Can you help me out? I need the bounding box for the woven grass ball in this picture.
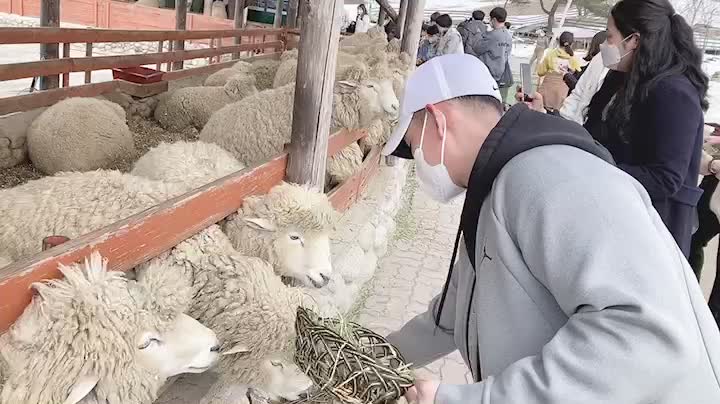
[294,307,414,404]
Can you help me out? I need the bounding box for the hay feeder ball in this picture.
[292,307,415,404]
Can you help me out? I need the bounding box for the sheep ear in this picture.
[243,217,276,231]
[222,343,252,356]
[62,374,99,404]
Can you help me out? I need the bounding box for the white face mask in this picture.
[412,110,465,203]
[599,35,633,70]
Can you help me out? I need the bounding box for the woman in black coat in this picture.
[593,0,709,257]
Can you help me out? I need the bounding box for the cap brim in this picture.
[382,114,413,159]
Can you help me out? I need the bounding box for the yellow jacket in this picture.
[537,48,581,77]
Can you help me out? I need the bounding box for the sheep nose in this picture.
[210,344,221,352]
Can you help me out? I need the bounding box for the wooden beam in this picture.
[38,0,60,90]
[400,0,425,61]
[233,0,246,58]
[161,51,280,81]
[397,0,408,39]
[173,0,188,71]
[273,0,283,27]
[374,0,398,22]
[287,0,299,28]
[0,154,288,334]
[286,0,342,189]
[84,43,93,83]
[0,42,283,81]
[0,81,119,116]
[0,27,284,44]
[61,42,70,88]
[377,8,386,26]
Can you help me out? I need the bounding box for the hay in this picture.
[292,307,414,404]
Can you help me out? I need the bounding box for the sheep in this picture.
[205,59,280,90]
[272,50,378,89]
[154,74,258,131]
[204,61,252,87]
[0,251,220,404]
[200,78,399,170]
[361,117,397,155]
[26,97,135,175]
[223,182,337,288]
[339,25,388,49]
[136,226,316,403]
[130,141,246,191]
[326,141,364,189]
[0,169,335,288]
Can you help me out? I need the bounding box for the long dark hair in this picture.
[558,31,574,56]
[357,4,367,16]
[607,0,709,138]
[585,30,608,61]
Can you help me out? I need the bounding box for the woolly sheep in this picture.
[131,141,246,191]
[155,74,258,131]
[128,142,338,288]
[204,59,279,90]
[360,117,397,154]
[136,226,316,403]
[0,169,335,287]
[326,141,364,188]
[272,50,377,89]
[204,61,252,87]
[27,97,135,175]
[0,251,220,404]
[200,79,399,168]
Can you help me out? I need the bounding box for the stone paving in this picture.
[352,170,473,385]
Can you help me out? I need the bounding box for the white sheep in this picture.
[199,78,399,183]
[205,59,280,90]
[136,226,317,403]
[0,169,335,288]
[155,74,258,131]
[131,141,246,190]
[129,142,339,288]
[0,251,220,404]
[210,0,227,18]
[272,50,376,89]
[26,97,135,175]
[326,141,364,188]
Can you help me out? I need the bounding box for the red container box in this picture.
[111,66,164,84]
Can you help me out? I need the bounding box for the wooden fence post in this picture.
[397,0,408,39]
[287,0,299,28]
[274,0,283,27]
[173,0,187,71]
[39,0,60,90]
[286,0,342,189]
[400,0,424,61]
[377,8,386,26]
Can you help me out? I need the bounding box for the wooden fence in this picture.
[0,26,383,334]
[0,0,237,31]
[0,26,289,114]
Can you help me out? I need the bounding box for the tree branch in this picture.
[374,0,399,22]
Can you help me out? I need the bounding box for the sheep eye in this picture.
[270,361,283,368]
[139,338,160,350]
[289,235,301,241]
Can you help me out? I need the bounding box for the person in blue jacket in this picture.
[593,0,708,257]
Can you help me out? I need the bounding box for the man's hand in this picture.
[404,379,440,404]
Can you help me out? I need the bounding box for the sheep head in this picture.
[334,78,399,131]
[224,183,338,289]
[0,251,219,404]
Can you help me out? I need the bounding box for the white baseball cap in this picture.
[382,53,502,159]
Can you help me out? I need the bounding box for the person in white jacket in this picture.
[558,52,609,124]
[435,14,465,55]
[355,4,370,34]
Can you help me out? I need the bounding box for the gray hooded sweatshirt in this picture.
[470,27,512,82]
[386,105,720,403]
[457,19,487,53]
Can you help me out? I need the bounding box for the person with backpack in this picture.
[382,52,720,404]
[457,10,487,53]
[469,7,513,102]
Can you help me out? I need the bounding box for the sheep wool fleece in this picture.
[27,97,135,175]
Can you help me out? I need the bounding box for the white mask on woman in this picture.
[413,110,465,203]
[599,35,633,70]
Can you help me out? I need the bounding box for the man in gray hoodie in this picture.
[382,53,720,404]
[470,7,512,101]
